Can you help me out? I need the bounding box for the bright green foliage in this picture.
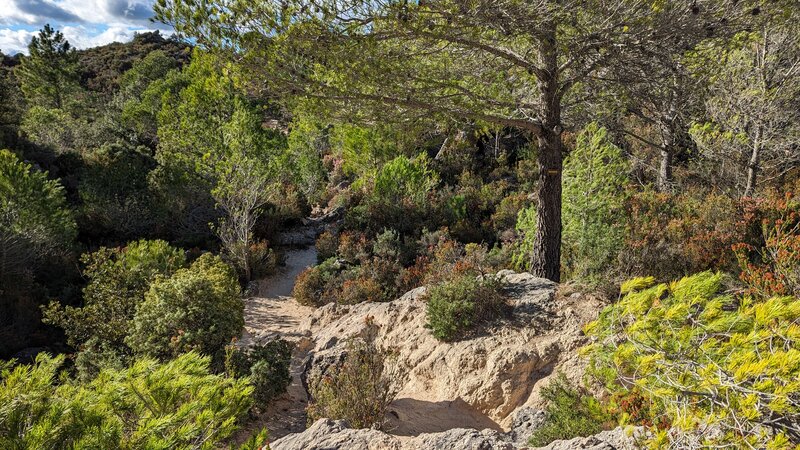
[331,123,408,178]
[512,205,537,271]
[584,272,800,448]
[0,352,253,449]
[561,123,630,282]
[0,149,75,280]
[127,253,243,363]
[619,276,656,295]
[285,112,329,203]
[17,24,80,110]
[528,374,611,446]
[42,240,185,375]
[225,340,293,408]
[155,50,287,277]
[370,154,438,205]
[117,50,182,145]
[349,154,438,235]
[425,274,506,341]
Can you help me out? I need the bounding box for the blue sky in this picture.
[0,0,172,55]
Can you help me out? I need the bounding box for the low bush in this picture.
[126,253,243,364]
[337,230,370,264]
[292,258,341,307]
[622,189,744,280]
[491,192,529,235]
[425,274,506,341]
[307,327,403,430]
[346,154,438,235]
[42,239,186,377]
[225,339,293,408]
[339,277,385,304]
[734,190,800,298]
[315,230,339,263]
[528,374,612,446]
[246,240,278,280]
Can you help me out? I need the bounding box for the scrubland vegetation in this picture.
[1,0,800,448]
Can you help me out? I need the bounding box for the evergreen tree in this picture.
[561,124,630,282]
[0,149,75,281]
[155,0,755,282]
[17,24,80,110]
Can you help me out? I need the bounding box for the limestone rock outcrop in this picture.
[301,271,605,430]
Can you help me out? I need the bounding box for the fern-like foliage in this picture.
[0,352,253,449]
[584,271,800,448]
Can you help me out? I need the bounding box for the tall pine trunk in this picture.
[530,24,563,282]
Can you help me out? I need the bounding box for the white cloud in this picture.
[0,0,173,54]
[61,25,146,49]
[0,0,159,26]
[0,28,37,54]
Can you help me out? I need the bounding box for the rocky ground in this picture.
[238,251,634,448]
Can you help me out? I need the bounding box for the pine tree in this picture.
[17,24,80,110]
[561,123,630,282]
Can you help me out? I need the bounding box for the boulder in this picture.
[270,419,640,450]
[528,427,644,450]
[270,418,515,450]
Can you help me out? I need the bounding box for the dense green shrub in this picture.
[78,142,158,239]
[0,149,76,281]
[225,340,293,408]
[307,329,403,430]
[20,106,91,154]
[43,240,185,376]
[331,123,404,178]
[584,272,800,448]
[348,154,438,235]
[425,274,506,341]
[126,253,243,363]
[511,205,537,272]
[561,124,630,282]
[528,374,612,446]
[292,258,341,307]
[0,352,254,450]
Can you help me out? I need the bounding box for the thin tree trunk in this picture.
[658,148,673,193]
[530,24,563,283]
[744,126,762,197]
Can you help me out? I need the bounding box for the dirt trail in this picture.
[240,247,317,346]
[235,246,318,442]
